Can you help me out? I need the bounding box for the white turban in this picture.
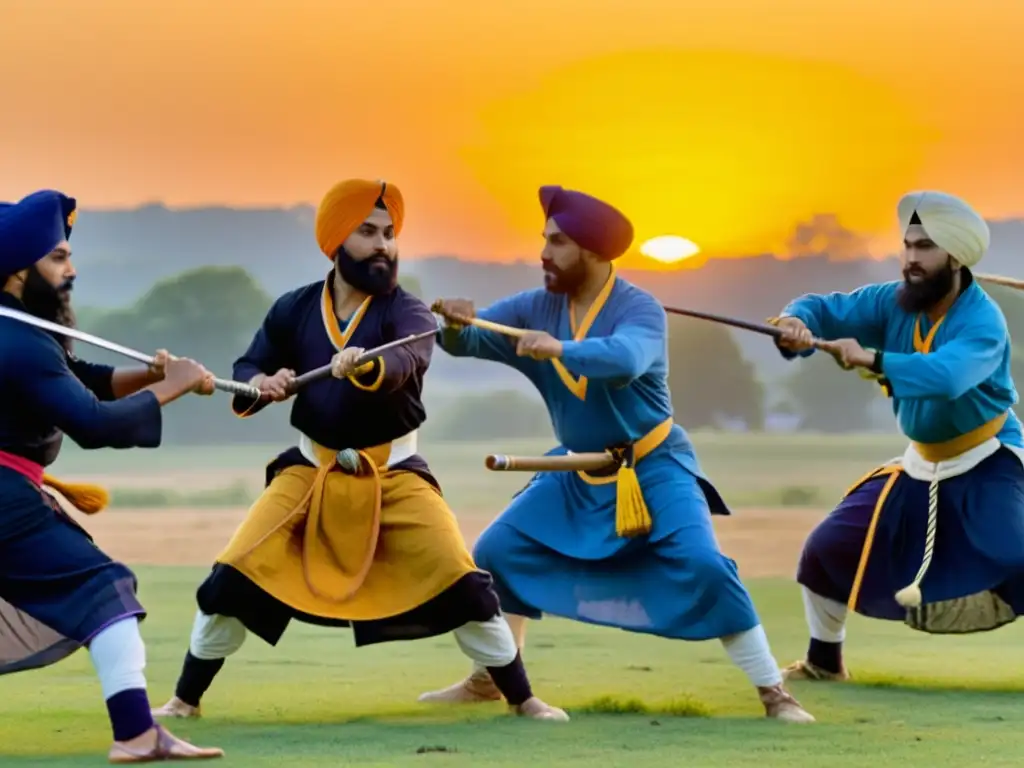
[897,190,990,268]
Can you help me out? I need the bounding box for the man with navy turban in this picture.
[422,185,815,724]
[773,190,1024,684]
[0,190,224,761]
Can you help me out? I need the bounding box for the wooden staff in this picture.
[976,273,1024,291]
[486,452,617,472]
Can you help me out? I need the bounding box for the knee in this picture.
[472,523,508,575]
[189,611,247,660]
[453,616,518,668]
[686,548,741,587]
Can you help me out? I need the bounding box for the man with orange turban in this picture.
[422,185,814,724]
[151,179,566,724]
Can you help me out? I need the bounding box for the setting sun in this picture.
[640,235,701,264]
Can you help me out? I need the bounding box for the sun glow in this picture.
[640,235,701,264]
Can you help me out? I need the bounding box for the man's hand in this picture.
[516,331,563,361]
[330,347,366,379]
[193,372,216,396]
[148,349,170,379]
[817,338,876,370]
[254,368,296,401]
[775,317,816,352]
[432,298,475,329]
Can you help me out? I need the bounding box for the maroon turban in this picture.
[539,185,634,261]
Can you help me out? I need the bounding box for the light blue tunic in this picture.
[781,277,1023,447]
[438,274,760,640]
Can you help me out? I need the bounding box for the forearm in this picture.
[559,337,654,380]
[437,326,516,365]
[111,366,163,399]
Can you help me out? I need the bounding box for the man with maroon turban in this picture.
[424,185,814,723]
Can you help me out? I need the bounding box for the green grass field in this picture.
[10,431,1024,766]
[3,570,1024,767]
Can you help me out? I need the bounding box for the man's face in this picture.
[335,207,399,295]
[541,218,588,295]
[897,223,956,313]
[22,241,76,316]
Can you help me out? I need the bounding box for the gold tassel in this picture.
[615,460,652,538]
[41,473,110,515]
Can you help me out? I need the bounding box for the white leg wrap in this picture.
[453,615,518,668]
[88,617,147,699]
[802,587,848,643]
[188,610,247,660]
[721,624,783,688]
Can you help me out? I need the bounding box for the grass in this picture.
[3,569,1024,766]
[55,431,909,512]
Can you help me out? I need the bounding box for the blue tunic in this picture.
[438,271,761,640]
[780,273,1024,631]
[0,291,163,675]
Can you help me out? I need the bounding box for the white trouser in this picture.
[88,617,148,699]
[189,609,518,668]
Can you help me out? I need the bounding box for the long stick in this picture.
[976,273,1024,291]
[288,325,441,391]
[0,305,261,399]
[486,452,617,472]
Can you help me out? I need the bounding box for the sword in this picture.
[0,304,262,399]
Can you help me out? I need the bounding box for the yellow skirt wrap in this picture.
[214,440,478,621]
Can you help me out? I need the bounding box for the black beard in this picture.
[542,259,588,295]
[334,247,398,295]
[897,258,955,314]
[22,267,76,352]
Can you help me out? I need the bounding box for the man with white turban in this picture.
[772,190,1024,682]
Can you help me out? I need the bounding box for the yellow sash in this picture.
[41,474,109,515]
[575,417,674,538]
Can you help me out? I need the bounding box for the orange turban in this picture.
[314,179,405,259]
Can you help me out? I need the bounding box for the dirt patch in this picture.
[74,506,823,578]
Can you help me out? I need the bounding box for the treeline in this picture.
[72,267,1024,445]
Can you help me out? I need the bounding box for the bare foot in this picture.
[758,684,816,723]
[417,671,502,704]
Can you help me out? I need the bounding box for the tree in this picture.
[426,391,553,441]
[666,316,764,430]
[79,266,292,445]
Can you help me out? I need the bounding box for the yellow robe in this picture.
[215,441,479,621]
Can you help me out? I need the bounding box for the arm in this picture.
[22,342,162,450]
[777,283,891,359]
[230,298,293,417]
[349,297,436,394]
[67,354,162,400]
[437,293,531,366]
[558,297,665,381]
[881,320,1007,400]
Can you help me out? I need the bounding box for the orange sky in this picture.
[2,0,1023,265]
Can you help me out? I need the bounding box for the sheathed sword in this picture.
[0,304,261,399]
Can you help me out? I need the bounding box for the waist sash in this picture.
[0,450,108,515]
[574,417,674,538]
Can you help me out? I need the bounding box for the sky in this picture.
[3,0,1023,265]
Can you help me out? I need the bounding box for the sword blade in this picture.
[0,304,156,365]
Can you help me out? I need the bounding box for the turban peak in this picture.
[897,190,989,269]
[539,185,634,261]
[0,190,77,277]
[315,179,405,259]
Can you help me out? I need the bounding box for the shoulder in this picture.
[385,285,430,313]
[611,278,665,320]
[968,284,1009,334]
[0,318,65,368]
[269,281,322,318]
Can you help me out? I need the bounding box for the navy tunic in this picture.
[0,291,163,675]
